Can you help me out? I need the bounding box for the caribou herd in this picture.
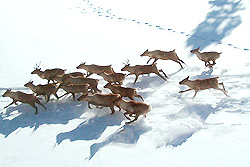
[2,47,229,124]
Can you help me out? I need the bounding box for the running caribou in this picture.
[2,89,47,114]
[179,76,229,98]
[76,63,115,77]
[121,60,168,84]
[190,47,221,68]
[141,49,185,68]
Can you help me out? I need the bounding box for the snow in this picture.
[1,0,250,166]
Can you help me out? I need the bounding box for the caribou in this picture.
[141,49,185,68]
[2,89,47,114]
[121,60,168,84]
[190,47,221,68]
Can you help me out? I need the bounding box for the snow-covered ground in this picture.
[1,0,250,166]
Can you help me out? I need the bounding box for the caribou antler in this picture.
[123,59,130,66]
[34,61,41,70]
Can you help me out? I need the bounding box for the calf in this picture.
[190,47,221,67]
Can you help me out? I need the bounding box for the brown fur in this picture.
[190,47,221,67]
[121,61,168,84]
[51,72,86,84]
[113,97,151,124]
[179,76,229,98]
[2,89,46,114]
[104,83,144,101]
[31,68,65,83]
[24,81,59,103]
[141,49,185,68]
[97,72,126,85]
[77,93,121,115]
[62,75,101,93]
[76,63,114,77]
[59,83,89,101]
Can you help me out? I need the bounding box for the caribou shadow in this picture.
[163,102,218,147]
[56,110,124,145]
[196,67,214,79]
[0,100,86,137]
[88,119,152,160]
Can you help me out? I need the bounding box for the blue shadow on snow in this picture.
[186,0,244,50]
[88,119,152,160]
[56,111,125,144]
[164,103,218,147]
[0,100,86,137]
